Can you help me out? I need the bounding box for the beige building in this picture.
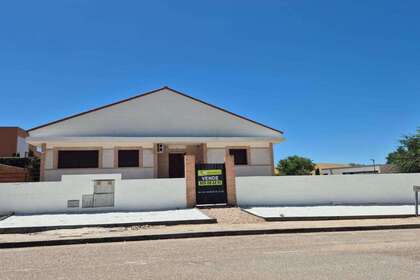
[312,163,351,175]
[27,87,284,181]
[319,164,398,175]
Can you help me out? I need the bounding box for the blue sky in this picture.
[1,1,419,164]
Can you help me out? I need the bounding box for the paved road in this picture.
[1,229,420,279]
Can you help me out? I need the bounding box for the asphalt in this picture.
[1,229,420,279]
[2,216,420,248]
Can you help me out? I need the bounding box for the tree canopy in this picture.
[277,155,315,175]
[386,128,420,173]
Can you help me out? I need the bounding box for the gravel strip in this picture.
[200,207,265,224]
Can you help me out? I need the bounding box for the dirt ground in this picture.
[199,207,264,224]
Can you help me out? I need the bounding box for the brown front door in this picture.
[169,153,185,178]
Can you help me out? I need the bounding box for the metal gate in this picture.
[195,163,227,205]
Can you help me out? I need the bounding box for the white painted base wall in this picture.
[115,178,186,211]
[0,174,186,214]
[236,174,420,206]
[3,173,420,214]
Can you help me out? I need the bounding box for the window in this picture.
[118,150,139,167]
[58,150,99,169]
[229,149,248,165]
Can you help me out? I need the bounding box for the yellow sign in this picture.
[198,180,223,186]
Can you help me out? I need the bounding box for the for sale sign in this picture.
[197,169,223,186]
[195,163,227,204]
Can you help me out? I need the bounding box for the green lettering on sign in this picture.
[197,169,222,176]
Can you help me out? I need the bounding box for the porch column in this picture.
[269,143,275,176]
[185,155,196,207]
[39,143,46,181]
[225,154,237,206]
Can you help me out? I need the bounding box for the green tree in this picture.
[277,155,315,175]
[386,128,420,173]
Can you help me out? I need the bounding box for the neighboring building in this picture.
[320,164,398,175]
[312,163,351,175]
[0,127,30,158]
[27,87,284,181]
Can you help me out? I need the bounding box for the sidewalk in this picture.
[2,215,420,249]
[244,205,416,221]
[0,209,215,234]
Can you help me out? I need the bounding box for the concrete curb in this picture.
[241,209,416,221]
[0,213,14,222]
[263,215,415,221]
[2,222,420,249]
[0,218,217,234]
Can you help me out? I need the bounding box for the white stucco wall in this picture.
[45,149,54,169]
[250,148,271,165]
[116,178,186,211]
[143,149,154,167]
[0,174,186,214]
[102,149,114,168]
[207,148,226,163]
[236,174,420,206]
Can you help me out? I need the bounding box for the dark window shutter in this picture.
[118,150,139,167]
[58,150,99,169]
[229,149,248,165]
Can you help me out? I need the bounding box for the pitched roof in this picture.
[28,86,283,134]
[315,163,351,170]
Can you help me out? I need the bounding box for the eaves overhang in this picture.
[27,136,285,145]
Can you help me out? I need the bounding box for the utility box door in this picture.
[94,180,115,194]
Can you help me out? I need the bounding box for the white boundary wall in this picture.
[0,174,186,214]
[236,174,420,206]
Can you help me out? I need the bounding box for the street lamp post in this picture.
[370,159,376,173]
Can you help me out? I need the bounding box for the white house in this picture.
[27,87,284,181]
[320,164,398,175]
